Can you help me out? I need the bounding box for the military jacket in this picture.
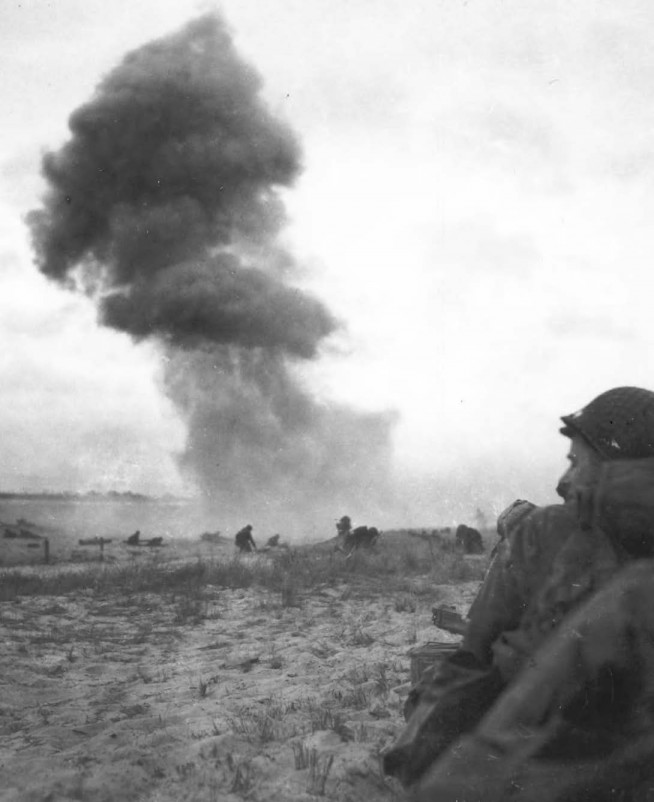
[464,459,654,680]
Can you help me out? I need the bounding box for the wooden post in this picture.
[44,538,50,565]
[100,538,104,562]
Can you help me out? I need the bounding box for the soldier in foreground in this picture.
[234,524,256,553]
[384,386,654,801]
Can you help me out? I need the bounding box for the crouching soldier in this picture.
[384,386,654,801]
[455,523,484,554]
[234,524,256,553]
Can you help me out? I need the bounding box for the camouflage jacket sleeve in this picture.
[462,503,578,665]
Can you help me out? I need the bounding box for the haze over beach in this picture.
[2,0,654,535]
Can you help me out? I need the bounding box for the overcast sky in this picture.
[2,0,653,525]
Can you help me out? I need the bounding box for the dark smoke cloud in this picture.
[29,13,396,535]
[28,14,333,355]
[101,254,335,357]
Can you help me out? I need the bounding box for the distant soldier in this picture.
[267,534,281,548]
[235,524,256,553]
[336,515,352,537]
[454,524,484,554]
[126,530,140,546]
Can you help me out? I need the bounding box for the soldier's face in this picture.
[556,436,602,501]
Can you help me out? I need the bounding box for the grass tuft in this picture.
[307,750,334,796]
[292,740,312,770]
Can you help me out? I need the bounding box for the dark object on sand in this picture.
[3,524,41,540]
[408,642,460,685]
[125,531,164,547]
[432,606,468,635]
[79,537,113,546]
[343,525,380,554]
[455,524,484,554]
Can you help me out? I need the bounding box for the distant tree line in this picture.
[0,490,156,503]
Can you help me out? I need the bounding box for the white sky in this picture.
[2,0,654,523]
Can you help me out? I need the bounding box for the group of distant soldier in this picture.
[125,530,163,547]
[232,515,384,556]
[407,524,485,555]
[334,515,380,555]
[233,515,484,557]
[233,524,282,553]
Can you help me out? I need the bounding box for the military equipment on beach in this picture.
[431,605,467,635]
[408,641,460,685]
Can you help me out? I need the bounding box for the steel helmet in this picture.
[560,386,654,460]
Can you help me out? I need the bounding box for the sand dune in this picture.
[0,549,480,801]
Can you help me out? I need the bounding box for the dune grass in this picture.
[0,532,487,602]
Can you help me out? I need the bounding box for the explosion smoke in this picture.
[29,13,396,535]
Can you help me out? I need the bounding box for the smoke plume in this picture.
[29,14,396,536]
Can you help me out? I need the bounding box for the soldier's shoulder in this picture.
[498,499,574,537]
[507,502,578,559]
[528,502,577,527]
